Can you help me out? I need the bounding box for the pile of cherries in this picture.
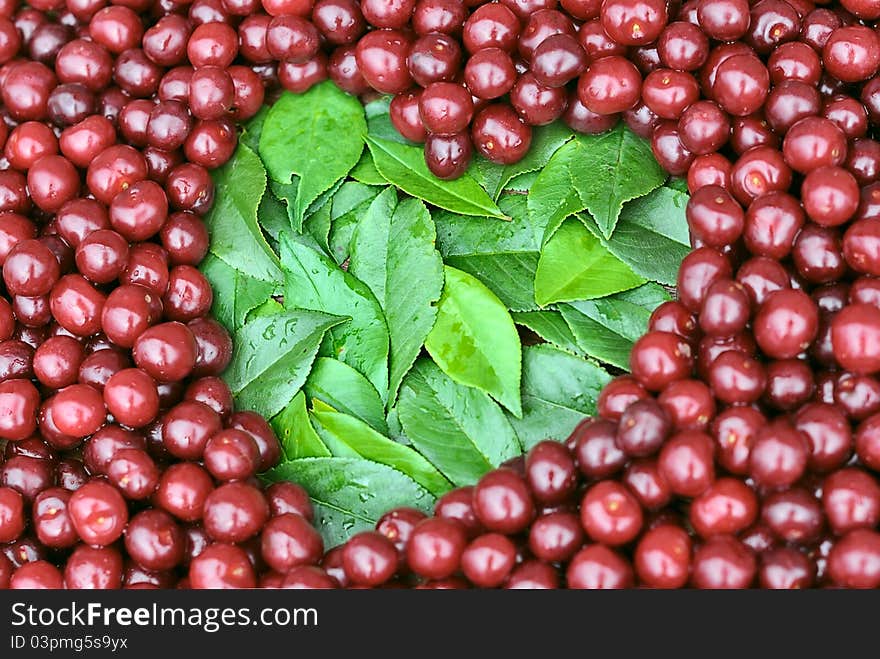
[2,0,880,589]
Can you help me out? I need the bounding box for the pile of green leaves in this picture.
[201,81,690,546]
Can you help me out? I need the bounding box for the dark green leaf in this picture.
[310,182,381,264]
[425,266,522,416]
[366,136,505,219]
[239,105,269,153]
[512,310,584,357]
[204,144,281,283]
[435,195,540,312]
[473,122,573,200]
[305,357,388,434]
[350,191,444,401]
[323,184,382,265]
[257,184,289,249]
[200,254,275,333]
[559,283,671,369]
[267,177,298,224]
[271,391,331,460]
[223,309,344,418]
[667,177,689,193]
[578,187,690,286]
[534,218,646,306]
[280,235,391,399]
[263,457,434,547]
[385,406,410,445]
[508,344,611,451]
[528,124,666,240]
[259,83,367,229]
[302,201,332,255]
[310,404,451,496]
[398,359,521,487]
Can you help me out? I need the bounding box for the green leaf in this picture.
[309,402,362,459]
[435,195,540,312]
[257,183,290,249]
[246,297,282,321]
[579,186,690,286]
[310,405,451,496]
[473,122,573,200]
[280,235,391,399]
[528,124,666,240]
[365,96,413,144]
[350,191,444,401]
[259,83,367,229]
[667,177,689,194]
[263,457,434,547]
[366,136,505,219]
[332,181,382,220]
[271,391,331,460]
[200,254,275,333]
[425,266,522,416]
[534,218,646,306]
[303,201,332,255]
[204,143,281,283]
[385,405,410,445]
[350,150,387,185]
[512,310,585,357]
[398,359,521,487]
[239,105,269,153]
[508,344,612,451]
[504,170,539,193]
[325,185,383,266]
[559,283,671,369]
[305,357,388,434]
[223,309,345,418]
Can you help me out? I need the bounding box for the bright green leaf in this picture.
[239,105,269,153]
[271,391,331,460]
[504,171,539,193]
[257,183,290,249]
[398,359,521,486]
[309,401,362,459]
[534,218,646,306]
[325,185,383,266]
[311,405,451,496]
[425,266,522,416]
[366,136,505,219]
[364,96,412,144]
[350,150,386,185]
[303,201,332,255]
[667,177,689,193]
